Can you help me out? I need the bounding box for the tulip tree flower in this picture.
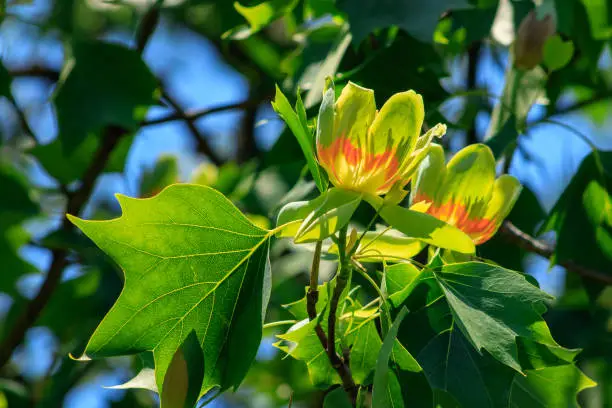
[410,144,522,245]
[316,82,446,196]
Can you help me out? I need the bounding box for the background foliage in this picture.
[1,0,612,407]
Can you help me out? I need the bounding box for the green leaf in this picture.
[345,319,382,384]
[366,196,475,254]
[0,162,39,224]
[0,225,36,296]
[69,184,272,396]
[419,328,515,407]
[29,133,134,184]
[323,387,352,407]
[140,155,180,197]
[543,35,575,71]
[271,86,327,193]
[161,331,205,408]
[510,364,596,407]
[383,263,421,305]
[338,0,471,44]
[540,151,612,294]
[226,0,299,39]
[277,188,361,243]
[54,40,156,152]
[372,306,408,407]
[430,262,556,373]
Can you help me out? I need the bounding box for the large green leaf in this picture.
[540,151,612,293]
[429,262,560,373]
[338,0,471,44]
[69,184,272,396]
[54,40,156,152]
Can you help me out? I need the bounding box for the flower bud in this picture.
[514,10,556,70]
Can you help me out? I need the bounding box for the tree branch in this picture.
[160,88,223,165]
[141,100,253,127]
[499,221,612,285]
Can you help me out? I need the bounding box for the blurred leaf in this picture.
[543,34,575,71]
[0,224,35,297]
[108,353,157,393]
[540,151,612,292]
[161,331,205,408]
[338,0,471,44]
[272,86,327,192]
[0,162,38,224]
[140,155,180,197]
[30,134,134,184]
[372,306,408,407]
[484,115,518,159]
[54,40,156,152]
[581,0,612,39]
[226,0,299,39]
[69,184,272,396]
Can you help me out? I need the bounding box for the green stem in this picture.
[307,241,329,349]
[327,225,358,405]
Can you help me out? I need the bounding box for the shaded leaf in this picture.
[54,40,156,152]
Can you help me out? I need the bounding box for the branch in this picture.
[499,221,612,285]
[141,100,253,127]
[9,66,59,81]
[160,88,223,165]
[466,42,481,145]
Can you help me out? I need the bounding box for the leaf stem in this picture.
[307,241,329,349]
[327,225,358,405]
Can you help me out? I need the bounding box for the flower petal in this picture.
[471,174,522,244]
[369,90,424,158]
[333,82,376,147]
[437,143,496,218]
[410,143,446,206]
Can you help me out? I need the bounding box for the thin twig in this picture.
[141,100,253,127]
[9,67,60,81]
[466,41,481,144]
[160,88,223,165]
[499,221,612,285]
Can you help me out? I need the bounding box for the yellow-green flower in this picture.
[316,82,446,196]
[410,144,522,245]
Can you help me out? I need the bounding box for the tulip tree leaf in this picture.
[338,0,471,44]
[69,184,273,397]
[161,331,205,408]
[430,262,557,373]
[540,151,612,294]
[54,40,156,152]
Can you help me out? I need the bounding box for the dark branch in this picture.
[499,221,612,285]
[141,100,253,127]
[307,241,329,350]
[161,88,223,165]
[9,67,60,81]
